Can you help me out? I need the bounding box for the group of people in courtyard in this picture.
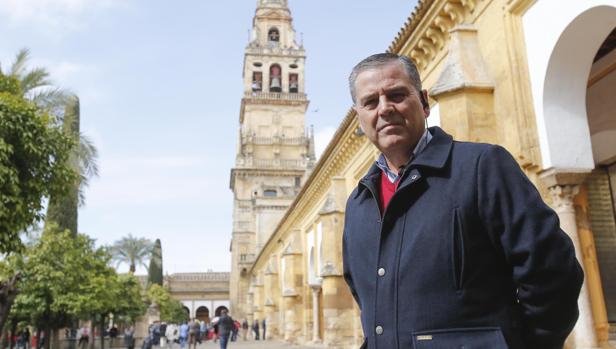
[141,312,270,349]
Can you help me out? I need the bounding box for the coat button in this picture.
[375,326,383,335]
[377,268,385,276]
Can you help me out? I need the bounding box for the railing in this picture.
[167,272,230,281]
[243,91,307,101]
[252,158,306,169]
[242,135,308,145]
[245,45,304,56]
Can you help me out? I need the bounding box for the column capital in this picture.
[308,278,322,292]
[539,167,590,188]
[547,185,579,213]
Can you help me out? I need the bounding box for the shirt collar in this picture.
[375,129,433,183]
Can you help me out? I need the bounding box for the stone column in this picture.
[246,287,255,325]
[309,279,322,343]
[541,170,598,349]
[263,265,279,339]
[281,236,303,344]
[252,278,264,327]
[318,178,357,349]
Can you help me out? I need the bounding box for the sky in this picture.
[0,0,418,274]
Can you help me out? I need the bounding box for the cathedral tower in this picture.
[229,0,314,318]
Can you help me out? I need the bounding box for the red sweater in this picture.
[379,170,399,213]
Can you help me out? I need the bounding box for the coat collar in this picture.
[357,126,453,196]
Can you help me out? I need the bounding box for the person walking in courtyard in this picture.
[189,319,200,349]
[178,321,188,349]
[124,326,135,349]
[261,319,266,341]
[78,325,89,349]
[216,309,234,349]
[342,52,583,349]
[241,319,248,341]
[251,319,259,340]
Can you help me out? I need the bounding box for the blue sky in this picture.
[0,0,417,274]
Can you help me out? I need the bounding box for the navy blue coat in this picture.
[343,127,583,349]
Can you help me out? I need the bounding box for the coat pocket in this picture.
[412,327,508,349]
[451,207,465,290]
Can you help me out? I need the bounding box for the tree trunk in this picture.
[10,323,16,349]
[36,329,41,349]
[43,327,50,349]
[0,274,21,332]
[51,329,60,349]
[88,321,95,349]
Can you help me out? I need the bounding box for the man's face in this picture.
[353,62,428,156]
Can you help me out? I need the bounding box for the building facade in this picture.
[229,0,315,320]
[242,0,616,348]
[165,272,230,322]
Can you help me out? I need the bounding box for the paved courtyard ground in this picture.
[166,340,314,349]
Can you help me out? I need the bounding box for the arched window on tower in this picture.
[268,28,280,43]
[270,64,282,92]
[252,72,262,92]
[289,73,298,93]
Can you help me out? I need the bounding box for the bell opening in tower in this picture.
[268,28,280,43]
[270,64,282,92]
[289,73,298,93]
[252,72,263,92]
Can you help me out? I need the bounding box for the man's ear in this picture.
[421,89,430,118]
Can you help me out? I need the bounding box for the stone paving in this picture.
[169,339,314,349]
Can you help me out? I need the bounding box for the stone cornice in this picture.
[240,97,309,123]
[388,0,479,72]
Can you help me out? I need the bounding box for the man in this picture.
[217,309,235,349]
[342,53,583,349]
[261,318,266,341]
[241,319,249,341]
[252,319,259,340]
[109,325,118,347]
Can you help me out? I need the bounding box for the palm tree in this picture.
[0,48,68,115]
[1,48,99,235]
[111,235,154,273]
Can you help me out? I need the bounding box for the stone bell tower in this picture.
[229,0,314,319]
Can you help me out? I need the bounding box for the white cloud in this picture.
[314,126,337,160]
[0,0,131,38]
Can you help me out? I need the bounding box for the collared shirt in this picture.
[375,129,433,183]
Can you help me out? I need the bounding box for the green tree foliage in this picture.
[146,284,187,324]
[4,228,146,342]
[114,274,147,324]
[0,74,74,254]
[147,239,163,286]
[111,234,153,273]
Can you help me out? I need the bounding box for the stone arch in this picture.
[196,306,210,323]
[529,4,616,170]
[214,305,229,317]
[182,306,190,321]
